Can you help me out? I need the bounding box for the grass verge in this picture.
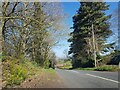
[94,65,119,71]
[75,65,119,72]
[18,68,64,88]
[57,65,72,70]
[76,67,96,71]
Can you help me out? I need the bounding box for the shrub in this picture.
[2,59,28,87]
[7,65,28,86]
[43,59,50,69]
[2,57,41,87]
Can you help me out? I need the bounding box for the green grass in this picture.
[42,68,56,74]
[95,65,119,71]
[76,68,96,71]
[58,65,72,70]
[75,65,119,72]
[57,60,72,70]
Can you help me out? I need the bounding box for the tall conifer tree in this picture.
[68,2,112,68]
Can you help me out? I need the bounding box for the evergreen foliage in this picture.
[68,2,113,68]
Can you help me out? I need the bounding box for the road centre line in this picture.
[67,70,79,74]
[86,73,119,84]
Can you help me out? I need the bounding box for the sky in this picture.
[52,2,118,59]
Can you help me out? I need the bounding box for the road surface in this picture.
[56,69,119,88]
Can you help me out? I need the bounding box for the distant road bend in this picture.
[56,69,119,88]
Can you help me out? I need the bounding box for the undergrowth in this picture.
[2,56,41,88]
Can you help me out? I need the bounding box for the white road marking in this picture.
[68,70,79,74]
[86,74,119,84]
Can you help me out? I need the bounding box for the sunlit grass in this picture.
[76,68,96,71]
[75,65,119,71]
[42,68,56,74]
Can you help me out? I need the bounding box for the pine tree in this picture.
[68,2,112,68]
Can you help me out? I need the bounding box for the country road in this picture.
[56,69,119,88]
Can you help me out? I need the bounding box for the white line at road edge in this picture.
[86,74,119,84]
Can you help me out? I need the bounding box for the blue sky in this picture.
[52,2,118,59]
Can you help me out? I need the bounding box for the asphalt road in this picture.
[56,69,119,88]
